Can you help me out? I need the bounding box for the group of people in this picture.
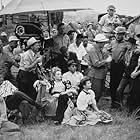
[0,4,140,130]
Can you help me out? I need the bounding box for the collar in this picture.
[83,89,90,94]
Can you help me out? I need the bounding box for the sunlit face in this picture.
[84,80,92,89]
[54,71,62,81]
[32,42,40,53]
[108,9,115,16]
[68,64,76,73]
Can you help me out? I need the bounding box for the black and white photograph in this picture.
[0,0,140,139]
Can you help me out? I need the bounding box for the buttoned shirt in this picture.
[19,49,39,72]
[88,45,107,79]
[111,40,128,63]
[77,89,96,111]
[68,42,87,65]
[62,71,83,87]
[99,14,121,33]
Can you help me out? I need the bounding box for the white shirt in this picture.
[19,49,39,72]
[51,81,65,93]
[99,14,121,33]
[62,71,83,87]
[77,89,97,111]
[68,42,87,62]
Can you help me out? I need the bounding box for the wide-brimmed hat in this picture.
[94,34,109,42]
[68,60,77,67]
[114,26,127,34]
[27,37,39,47]
[8,36,19,42]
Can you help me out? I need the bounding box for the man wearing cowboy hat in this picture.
[17,37,42,100]
[98,5,121,36]
[87,33,112,102]
[110,26,129,108]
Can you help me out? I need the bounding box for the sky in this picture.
[1,0,140,16]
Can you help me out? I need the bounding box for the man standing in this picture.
[110,26,128,108]
[17,37,41,100]
[87,34,111,102]
[3,35,20,86]
[98,5,121,38]
[0,39,19,84]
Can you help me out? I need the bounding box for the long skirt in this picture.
[62,101,112,126]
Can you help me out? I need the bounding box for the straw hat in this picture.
[27,37,39,47]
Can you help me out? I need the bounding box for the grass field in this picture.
[21,98,140,140]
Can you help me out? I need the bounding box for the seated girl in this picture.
[62,77,112,126]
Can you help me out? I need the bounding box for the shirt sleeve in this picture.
[89,90,97,106]
[77,91,87,111]
[22,54,32,69]
[88,49,105,68]
[99,16,105,26]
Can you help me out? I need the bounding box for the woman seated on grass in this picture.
[62,77,112,126]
